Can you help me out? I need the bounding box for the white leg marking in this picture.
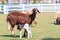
[24,23,32,39]
[19,30,22,38]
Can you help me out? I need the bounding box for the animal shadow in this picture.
[42,38,60,40]
[0,35,19,38]
[51,22,60,25]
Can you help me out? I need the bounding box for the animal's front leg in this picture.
[18,24,23,38]
[28,30,32,39]
[19,30,22,38]
[24,23,32,39]
[23,29,27,37]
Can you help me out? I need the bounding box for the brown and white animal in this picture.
[6,8,40,38]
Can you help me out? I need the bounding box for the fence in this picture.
[0,4,60,14]
[0,4,4,12]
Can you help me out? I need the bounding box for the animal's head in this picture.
[32,8,40,14]
[29,8,40,25]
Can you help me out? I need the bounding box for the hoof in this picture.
[12,34,16,38]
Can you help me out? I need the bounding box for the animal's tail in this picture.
[6,15,10,22]
[6,15,12,25]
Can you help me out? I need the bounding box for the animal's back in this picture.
[7,11,19,26]
[6,11,27,25]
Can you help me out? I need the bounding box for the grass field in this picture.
[0,12,60,40]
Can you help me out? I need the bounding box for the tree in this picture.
[33,0,37,4]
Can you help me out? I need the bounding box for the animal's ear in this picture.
[37,9,40,13]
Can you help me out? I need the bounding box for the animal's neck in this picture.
[29,12,36,25]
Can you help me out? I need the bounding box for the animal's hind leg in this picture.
[7,22,15,37]
[10,26,16,37]
[7,22,11,32]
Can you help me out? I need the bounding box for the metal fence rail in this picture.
[0,4,60,14]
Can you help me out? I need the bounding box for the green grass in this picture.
[0,12,60,40]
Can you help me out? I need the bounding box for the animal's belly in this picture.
[19,16,26,24]
[19,20,25,24]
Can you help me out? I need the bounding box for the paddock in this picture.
[0,12,60,40]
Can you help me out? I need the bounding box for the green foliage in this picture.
[33,0,37,4]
